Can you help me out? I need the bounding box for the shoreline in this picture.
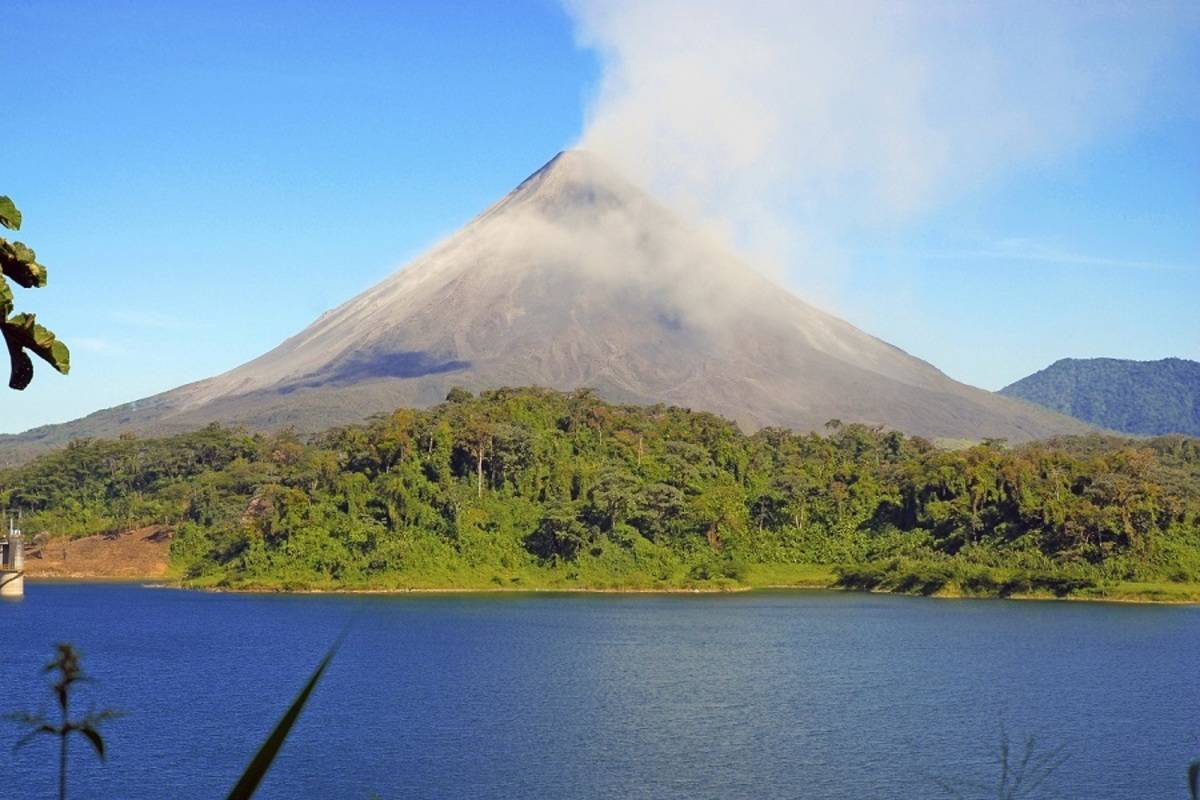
[25,575,1200,605]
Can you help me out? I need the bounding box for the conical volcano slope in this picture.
[3,150,1088,455]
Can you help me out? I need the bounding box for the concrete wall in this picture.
[0,569,23,598]
[1,535,24,597]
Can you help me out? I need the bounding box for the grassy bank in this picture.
[830,558,1200,603]
[171,561,1200,604]
[23,552,1197,602]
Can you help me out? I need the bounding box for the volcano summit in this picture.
[4,151,1086,455]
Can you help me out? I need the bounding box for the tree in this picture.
[0,196,70,389]
[6,644,121,800]
[585,467,640,532]
[689,482,747,550]
[526,501,590,561]
[629,482,685,541]
[444,386,473,404]
[456,408,494,499]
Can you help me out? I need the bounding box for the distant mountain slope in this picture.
[1000,357,1200,436]
[0,150,1089,462]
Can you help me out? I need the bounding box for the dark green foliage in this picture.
[0,195,70,390]
[1,388,1198,594]
[527,501,592,561]
[836,560,1099,598]
[1001,357,1200,436]
[832,565,887,592]
[997,573,1097,599]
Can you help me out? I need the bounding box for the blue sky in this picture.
[3,1,1198,433]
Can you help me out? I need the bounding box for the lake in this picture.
[2,584,1197,799]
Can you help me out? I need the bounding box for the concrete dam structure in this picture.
[1,518,25,598]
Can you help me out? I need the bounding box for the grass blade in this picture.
[225,637,343,800]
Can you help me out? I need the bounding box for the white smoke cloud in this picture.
[564,0,1196,290]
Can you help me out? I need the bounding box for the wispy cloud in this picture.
[982,239,1191,272]
[861,239,1194,273]
[71,337,123,354]
[106,310,200,330]
[565,0,1197,284]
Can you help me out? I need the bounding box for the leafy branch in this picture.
[0,195,70,390]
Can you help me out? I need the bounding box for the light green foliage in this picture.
[1,388,1198,594]
[0,195,70,389]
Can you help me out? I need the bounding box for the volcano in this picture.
[3,150,1088,456]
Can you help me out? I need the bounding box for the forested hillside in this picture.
[1001,357,1200,436]
[3,387,1199,599]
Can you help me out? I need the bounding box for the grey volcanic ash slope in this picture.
[4,150,1087,453]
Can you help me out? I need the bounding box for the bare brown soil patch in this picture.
[24,526,173,579]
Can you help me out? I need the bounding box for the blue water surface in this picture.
[1,584,1197,799]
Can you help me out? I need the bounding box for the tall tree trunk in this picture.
[476,448,484,499]
[707,525,722,551]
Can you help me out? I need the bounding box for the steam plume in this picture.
[565,0,1195,286]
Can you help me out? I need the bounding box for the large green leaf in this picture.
[0,196,20,230]
[3,313,70,374]
[225,638,342,800]
[0,274,11,317]
[0,197,68,392]
[0,239,46,288]
[5,334,33,390]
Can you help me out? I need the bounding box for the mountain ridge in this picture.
[1001,357,1200,436]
